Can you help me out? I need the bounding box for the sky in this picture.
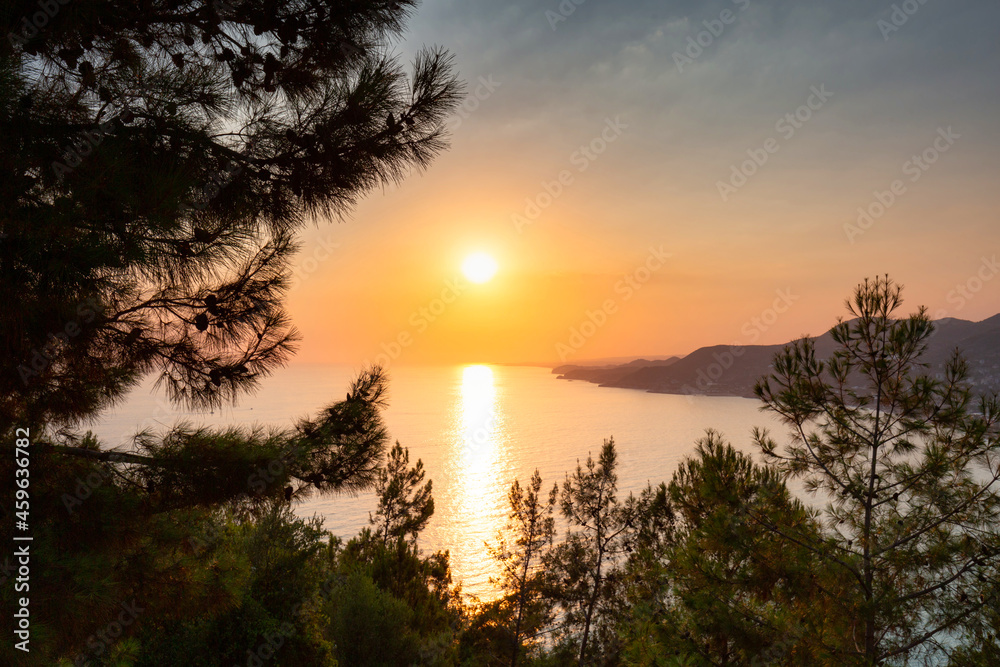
[286,0,1000,367]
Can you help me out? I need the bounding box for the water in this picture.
[90,363,784,600]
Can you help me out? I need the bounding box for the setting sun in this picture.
[461,252,498,284]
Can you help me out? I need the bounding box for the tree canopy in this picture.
[755,276,1000,665]
[0,0,461,435]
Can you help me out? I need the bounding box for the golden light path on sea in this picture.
[439,364,511,601]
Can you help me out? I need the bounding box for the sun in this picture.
[461,252,498,284]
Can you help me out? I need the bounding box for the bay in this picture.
[90,363,785,600]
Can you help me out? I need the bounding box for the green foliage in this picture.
[370,441,435,546]
[0,0,462,435]
[330,531,463,664]
[754,275,1000,665]
[948,584,1000,666]
[547,437,635,664]
[44,366,393,511]
[0,435,245,666]
[327,570,421,666]
[0,367,395,664]
[116,503,336,667]
[487,469,558,666]
[322,439,463,665]
[662,430,832,666]
[614,484,676,667]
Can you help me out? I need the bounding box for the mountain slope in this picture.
[555,316,1000,398]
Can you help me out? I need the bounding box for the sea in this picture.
[90,363,786,600]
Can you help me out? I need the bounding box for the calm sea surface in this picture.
[90,363,785,600]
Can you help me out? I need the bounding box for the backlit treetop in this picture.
[0,0,462,433]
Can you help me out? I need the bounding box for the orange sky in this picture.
[285,0,1000,367]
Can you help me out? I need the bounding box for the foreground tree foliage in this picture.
[754,276,1000,665]
[333,440,463,666]
[369,441,435,546]
[548,438,635,663]
[0,0,461,435]
[0,436,250,666]
[483,469,558,666]
[63,364,391,508]
[1,2,461,658]
[134,504,338,667]
[661,430,844,666]
[0,367,395,665]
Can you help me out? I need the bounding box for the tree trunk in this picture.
[512,558,528,667]
[578,547,603,664]
[864,379,883,665]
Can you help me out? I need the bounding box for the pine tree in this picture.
[369,441,434,547]
[0,366,394,662]
[1,5,461,659]
[665,430,836,665]
[47,364,393,508]
[0,0,462,436]
[550,437,633,664]
[334,443,463,666]
[601,480,675,665]
[488,469,558,666]
[754,276,1000,665]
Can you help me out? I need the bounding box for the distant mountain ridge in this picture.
[553,315,1000,398]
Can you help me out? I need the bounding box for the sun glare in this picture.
[461,252,498,284]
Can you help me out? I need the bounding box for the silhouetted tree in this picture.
[488,469,558,666]
[369,441,434,546]
[335,448,463,666]
[51,364,392,508]
[0,0,462,435]
[754,276,1000,665]
[549,437,634,664]
[0,366,394,664]
[1,4,461,661]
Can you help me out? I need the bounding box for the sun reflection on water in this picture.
[442,365,510,600]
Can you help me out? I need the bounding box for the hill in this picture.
[554,315,1000,398]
